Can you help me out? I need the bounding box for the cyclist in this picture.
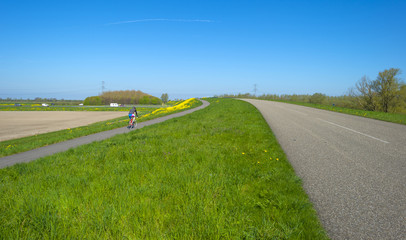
[128,106,138,128]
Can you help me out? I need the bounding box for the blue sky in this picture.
[1,0,405,100]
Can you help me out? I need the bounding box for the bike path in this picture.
[0,100,209,169]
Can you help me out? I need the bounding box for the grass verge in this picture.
[0,98,328,239]
[274,100,406,125]
[0,99,202,157]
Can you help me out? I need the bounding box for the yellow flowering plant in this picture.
[140,98,200,119]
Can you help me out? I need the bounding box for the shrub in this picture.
[309,93,326,104]
[83,96,102,105]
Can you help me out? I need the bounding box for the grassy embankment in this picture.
[0,99,202,157]
[0,98,328,239]
[270,100,406,125]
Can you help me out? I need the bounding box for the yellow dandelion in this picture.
[264,150,268,153]
[276,158,279,161]
[242,152,245,155]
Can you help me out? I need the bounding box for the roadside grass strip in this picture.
[0,98,328,239]
[276,100,406,125]
[0,99,202,157]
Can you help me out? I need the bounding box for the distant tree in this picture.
[150,97,161,105]
[98,90,161,105]
[398,84,406,113]
[139,96,150,104]
[309,93,326,104]
[83,96,103,105]
[353,75,377,111]
[389,83,406,113]
[161,93,169,104]
[372,68,401,112]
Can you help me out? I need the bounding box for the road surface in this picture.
[244,99,406,240]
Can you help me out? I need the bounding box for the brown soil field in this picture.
[0,111,125,141]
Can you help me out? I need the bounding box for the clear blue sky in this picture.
[1,0,405,100]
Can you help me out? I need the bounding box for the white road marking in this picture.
[317,118,390,144]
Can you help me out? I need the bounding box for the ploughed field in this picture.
[0,111,125,141]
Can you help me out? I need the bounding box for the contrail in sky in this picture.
[106,19,214,25]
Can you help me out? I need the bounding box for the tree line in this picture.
[219,68,406,113]
[84,90,162,105]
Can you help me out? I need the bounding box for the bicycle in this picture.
[127,116,137,129]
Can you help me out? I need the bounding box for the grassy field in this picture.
[273,100,406,125]
[0,98,328,239]
[0,99,202,157]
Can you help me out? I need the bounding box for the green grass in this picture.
[0,99,202,157]
[0,98,328,239]
[274,100,406,125]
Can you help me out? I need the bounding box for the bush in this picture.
[100,90,161,105]
[83,96,103,105]
[309,93,326,104]
[139,96,150,104]
[150,97,161,105]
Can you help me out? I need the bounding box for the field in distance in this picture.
[0,111,126,141]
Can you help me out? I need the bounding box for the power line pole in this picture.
[101,81,105,94]
[253,84,257,97]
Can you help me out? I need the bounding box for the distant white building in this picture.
[110,103,119,107]
[42,103,49,107]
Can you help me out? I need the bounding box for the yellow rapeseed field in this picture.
[140,98,199,119]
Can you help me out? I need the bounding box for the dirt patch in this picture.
[0,111,126,141]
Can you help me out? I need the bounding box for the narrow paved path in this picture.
[0,100,209,169]
[244,99,406,240]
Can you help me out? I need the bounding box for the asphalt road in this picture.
[243,99,406,240]
[0,100,209,169]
